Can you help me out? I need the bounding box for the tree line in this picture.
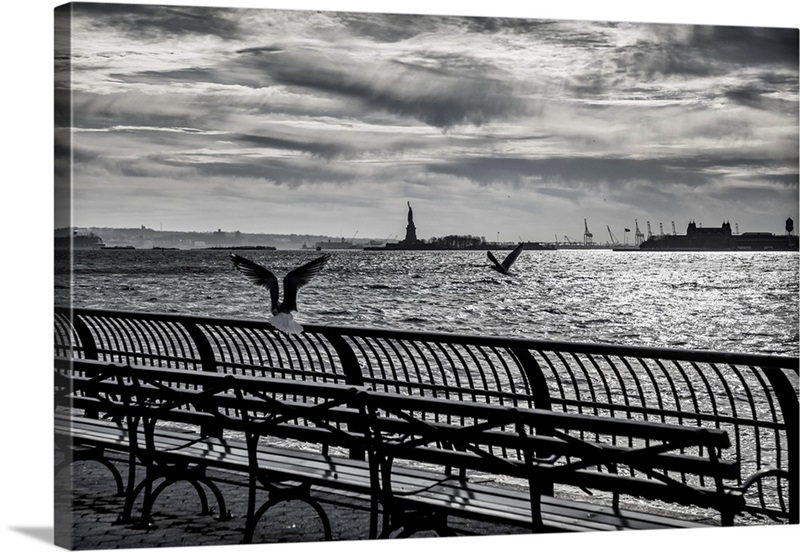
[427,234,487,249]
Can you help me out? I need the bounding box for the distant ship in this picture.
[54,231,105,250]
[315,238,361,250]
[554,243,611,250]
[203,245,276,251]
[639,220,798,251]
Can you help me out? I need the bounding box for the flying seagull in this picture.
[487,242,524,275]
[229,253,331,334]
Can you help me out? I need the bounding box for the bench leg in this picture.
[55,447,126,497]
[122,469,229,527]
[379,508,453,539]
[243,482,332,544]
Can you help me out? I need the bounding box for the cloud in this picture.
[231,133,356,159]
[232,48,531,128]
[426,156,714,188]
[74,3,243,41]
[625,25,799,79]
[333,12,446,43]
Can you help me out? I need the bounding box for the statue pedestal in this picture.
[405,222,417,243]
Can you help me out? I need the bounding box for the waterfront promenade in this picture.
[54,451,527,549]
[51,453,799,552]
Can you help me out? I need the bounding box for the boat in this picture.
[55,231,105,250]
[203,245,276,251]
[315,238,361,250]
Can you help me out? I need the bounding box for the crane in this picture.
[659,223,664,236]
[607,225,619,246]
[583,219,593,245]
[672,221,676,235]
[646,221,653,239]
[634,220,645,246]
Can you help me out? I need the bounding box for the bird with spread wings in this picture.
[229,253,331,334]
[487,243,524,275]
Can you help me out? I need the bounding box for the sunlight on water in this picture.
[55,248,799,355]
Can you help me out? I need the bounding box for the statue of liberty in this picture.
[404,202,418,243]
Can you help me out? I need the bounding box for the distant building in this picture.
[640,219,798,251]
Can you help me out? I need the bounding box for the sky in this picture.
[54,1,799,242]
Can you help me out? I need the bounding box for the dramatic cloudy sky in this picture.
[55,1,799,241]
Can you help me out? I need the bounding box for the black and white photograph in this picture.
[10,1,800,551]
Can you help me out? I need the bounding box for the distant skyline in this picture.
[55,2,799,241]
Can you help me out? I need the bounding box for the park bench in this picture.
[55,357,747,541]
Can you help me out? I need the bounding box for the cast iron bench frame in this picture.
[56,357,747,540]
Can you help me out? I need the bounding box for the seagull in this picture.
[229,253,331,334]
[487,242,524,275]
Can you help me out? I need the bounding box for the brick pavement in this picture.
[54,451,527,550]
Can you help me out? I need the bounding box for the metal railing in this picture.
[54,306,798,524]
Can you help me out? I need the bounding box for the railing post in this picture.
[324,332,366,459]
[511,348,554,496]
[510,348,552,410]
[182,322,218,373]
[182,322,222,437]
[325,334,364,386]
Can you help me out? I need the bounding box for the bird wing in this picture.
[281,254,331,313]
[487,250,504,271]
[229,254,279,312]
[501,242,524,270]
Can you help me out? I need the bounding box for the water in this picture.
[55,248,799,356]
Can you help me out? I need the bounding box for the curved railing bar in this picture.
[553,351,581,412]
[668,358,703,462]
[437,342,478,401]
[296,332,332,383]
[392,339,425,396]
[471,345,500,401]
[126,317,149,364]
[424,340,458,396]
[598,354,633,422]
[571,353,601,419]
[405,340,438,398]
[378,338,410,393]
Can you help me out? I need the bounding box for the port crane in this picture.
[634,220,645,246]
[583,219,593,245]
[606,226,619,246]
[672,221,676,235]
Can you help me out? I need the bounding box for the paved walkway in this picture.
[55,451,527,549]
